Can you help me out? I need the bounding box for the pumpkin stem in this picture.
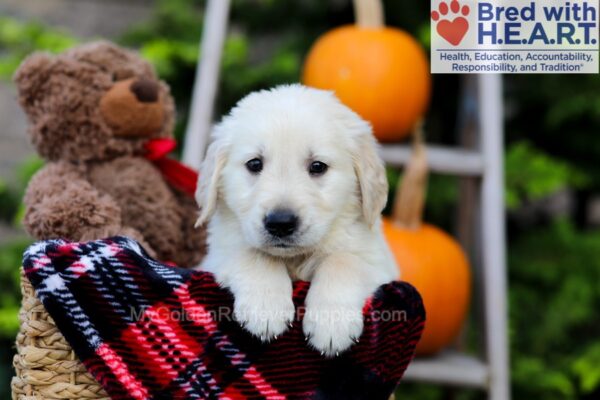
[392,120,428,230]
[353,0,385,28]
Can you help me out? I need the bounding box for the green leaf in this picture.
[505,141,589,209]
[0,306,19,339]
[572,343,600,393]
[0,17,78,80]
[513,356,575,399]
[0,237,30,338]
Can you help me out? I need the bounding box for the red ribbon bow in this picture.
[144,138,198,197]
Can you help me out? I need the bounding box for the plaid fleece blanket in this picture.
[23,236,425,400]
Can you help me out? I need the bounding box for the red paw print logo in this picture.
[431,0,470,46]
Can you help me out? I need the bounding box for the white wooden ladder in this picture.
[182,2,510,399]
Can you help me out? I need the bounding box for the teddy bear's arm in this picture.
[23,161,155,255]
[88,157,187,264]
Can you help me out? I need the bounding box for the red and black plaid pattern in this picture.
[23,237,425,400]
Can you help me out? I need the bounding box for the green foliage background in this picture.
[1,0,599,398]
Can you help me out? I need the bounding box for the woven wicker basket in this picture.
[11,270,108,399]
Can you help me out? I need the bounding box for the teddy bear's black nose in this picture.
[130,78,159,103]
[264,210,299,238]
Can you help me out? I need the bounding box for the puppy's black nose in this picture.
[264,210,298,238]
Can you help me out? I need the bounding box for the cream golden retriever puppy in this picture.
[195,85,397,356]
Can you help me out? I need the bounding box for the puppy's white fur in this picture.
[195,85,397,356]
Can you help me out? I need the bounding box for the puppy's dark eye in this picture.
[309,161,328,176]
[246,158,263,173]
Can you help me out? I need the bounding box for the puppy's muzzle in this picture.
[264,209,298,238]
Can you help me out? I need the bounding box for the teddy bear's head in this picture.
[14,41,175,162]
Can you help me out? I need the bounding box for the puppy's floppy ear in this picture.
[195,136,228,227]
[352,127,389,229]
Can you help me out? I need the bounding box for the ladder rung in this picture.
[403,350,489,388]
[379,144,484,177]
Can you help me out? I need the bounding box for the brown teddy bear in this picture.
[15,41,206,267]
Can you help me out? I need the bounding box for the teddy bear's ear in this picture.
[13,52,55,111]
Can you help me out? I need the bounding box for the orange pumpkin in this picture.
[383,220,471,355]
[384,125,471,355]
[302,0,431,142]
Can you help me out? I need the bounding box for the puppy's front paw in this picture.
[303,303,364,357]
[234,292,295,342]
